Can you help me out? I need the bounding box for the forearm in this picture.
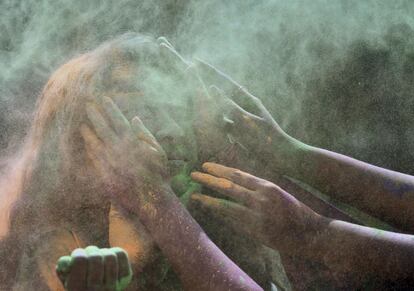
[304,218,414,285]
[130,184,262,291]
[282,142,414,231]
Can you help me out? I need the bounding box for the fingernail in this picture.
[190,193,205,203]
[157,36,168,45]
[159,42,171,56]
[190,172,203,179]
[131,116,143,125]
[202,162,215,171]
[223,116,234,125]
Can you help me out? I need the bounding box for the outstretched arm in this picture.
[193,58,414,232]
[191,162,414,287]
[285,144,414,232]
[81,97,263,291]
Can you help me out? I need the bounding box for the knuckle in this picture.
[258,180,274,190]
[259,182,283,196]
[232,170,243,179]
[234,169,243,175]
[88,255,103,264]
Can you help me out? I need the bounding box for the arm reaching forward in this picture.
[81,97,263,291]
[191,162,414,287]
[194,58,414,233]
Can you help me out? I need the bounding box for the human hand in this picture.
[153,39,247,166]
[192,59,305,173]
[191,162,323,255]
[56,246,132,291]
[80,96,169,212]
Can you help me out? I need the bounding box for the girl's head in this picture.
[2,33,279,290]
[6,33,197,234]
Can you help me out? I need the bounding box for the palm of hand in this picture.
[81,97,169,213]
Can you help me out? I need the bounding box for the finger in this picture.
[185,64,212,100]
[185,65,219,127]
[85,246,104,289]
[202,162,264,191]
[85,141,113,181]
[203,85,236,128]
[194,57,254,98]
[222,91,276,131]
[194,57,238,87]
[209,86,263,128]
[80,124,107,157]
[86,103,119,146]
[111,247,132,290]
[101,248,118,289]
[194,58,266,116]
[101,96,131,136]
[81,124,112,179]
[191,193,248,217]
[157,36,174,49]
[56,256,72,286]
[159,41,191,72]
[67,248,88,291]
[131,116,163,153]
[191,193,258,235]
[208,86,274,153]
[190,172,255,205]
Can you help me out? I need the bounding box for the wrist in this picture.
[269,133,310,176]
[300,215,332,260]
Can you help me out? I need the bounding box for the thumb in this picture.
[209,85,263,133]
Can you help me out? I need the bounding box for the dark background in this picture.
[1,0,413,174]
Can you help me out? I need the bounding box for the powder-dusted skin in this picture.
[191,172,234,190]
[38,230,82,291]
[1,33,290,290]
[109,205,155,272]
